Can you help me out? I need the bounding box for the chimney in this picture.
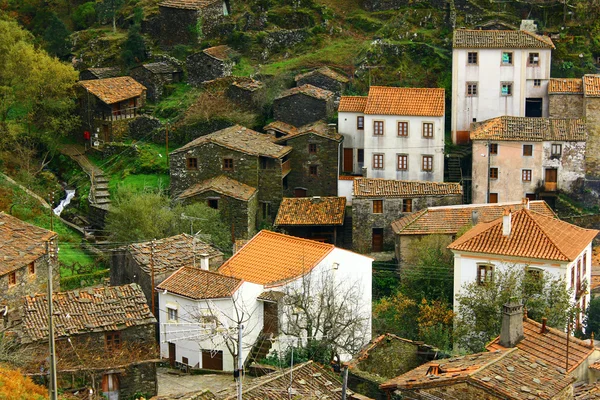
[520,19,538,33]
[522,197,530,210]
[361,166,368,177]
[499,301,524,348]
[328,123,337,135]
[199,253,210,270]
[471,210,479,225]
[502,208,512,237]
[311,196,322,204]
[540,317,547,334]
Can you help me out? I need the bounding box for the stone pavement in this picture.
[157,367,255,397]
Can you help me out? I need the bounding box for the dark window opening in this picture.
[186,158,198,170]
[207,199,219,209]
[525,98,543,117]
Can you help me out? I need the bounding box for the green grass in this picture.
[109,173,170,195]
[154,83,201,121]
[58,247,97,276]
[233,57,256,77]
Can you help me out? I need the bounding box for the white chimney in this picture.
[522,197,530,210]
[471,210,479,225]
[502,208,512,237]
[199,253,210,270]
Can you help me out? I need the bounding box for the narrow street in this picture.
[157,367,254,397]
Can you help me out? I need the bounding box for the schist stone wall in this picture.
[585,97,600,179]
[187,53,234,86]
[130,68,179,102]
[226,82,265,110]
[273,94,334,127]
[158,2,226,46]
[549,94,584,119]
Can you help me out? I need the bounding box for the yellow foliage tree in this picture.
[0,365,47,399]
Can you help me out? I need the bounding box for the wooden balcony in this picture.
[282,159,291,177]
[99,107,140,121]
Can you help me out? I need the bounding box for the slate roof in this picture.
[274,197,346,226]
[487,318,595,373]
[156,266,242,300]
[391,200,555,235]
[380,348,575,399]
[143,62,182,74]
[548,78,583,94]
[0,213,56,277]
[276,84,334,101]
[81,67,121,80]
[257,290,286,302]
[295,66,349,83]
[21,284,156,343]
[231,79,263,91]
[470,116,587,141]
[453,29,555,49]
[218,230,335,286]
[353,178,462,198]
[266,121,342,143]
[202,45,236,61]
[172,125,292,158]
[448,208,599,262]
[583,74,600,97]
[338,96,368,113]
[363,86,445,117]
[176,176,257,202]
[159,0,220,10]
[127,234,223,276]
[79,76,146,105]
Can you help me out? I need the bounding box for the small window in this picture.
[397,154,408,171]
[373,154,384,169]
[260,158,268,169]
[402,199,412,213]
[489,143,498,155]
[372,200,383,214]
[357,149,364,163]
[502,52,513,65]
[357,116,364,130]
[523,144,533,156]
[526,267,543,280]
[308,143,317,154]
[28,262,35,275]
[186,158,198,170]
[468,52,478,65]
[422,155,433,172]
[571,266,575,289]
[489,167,498,180]
[467,82,478,96]
[373,121,384,136]
[261,201,270,216]
[522,169,532,182]
[422,123,434,138]
[8,272,16,287]
[167,307,178,322]
[501,82,513,96]
[397,122,408,137]
[528,52,540,66]
[105,331,121,352]
[207,199,219,210]
[477,264,494,285]
[489,193,498,203]
[551,143,562,156]
[223,158,233,171]
[309,165,318,177]
[533,79,541,87]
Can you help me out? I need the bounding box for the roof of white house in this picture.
[453,29,555,49]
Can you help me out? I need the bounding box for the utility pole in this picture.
[47,239,58,400]
[150,240,156,316]
[237,324,243,400]
[288,346,294,400]
[49,193,54,231]
[341,366,349,400]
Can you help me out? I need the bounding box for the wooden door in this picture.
[343,148,353,172]
[202,350,223,370]
[372,228,383,252]
[101,373,119,400]
[168,342,176,367]
[294,188,307,197]
[545,168,558,191]
[263,302,279,335]
[489,193,498,203]
[102,124,109,142]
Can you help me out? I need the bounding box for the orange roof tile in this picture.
[176,175,257,201]
[575,382,600,399]
[549,78,583,94]
[218,230,335,286]
[486,318,595,373]
[274,197,346,226]
[448,208,599,261]
[277,84,334,101]
[339,175,359,181]
[202,45,236,61]
[156,266,242,300]
[453,29,555,49]
[470,116,587,141]
[159,0,220,10]
[391,200,556,235]
[364,86,445,117]
[79,76,146,105]
[295,66,349,83]
[338,96,368,113]
[353,178,462,198]
[584,74,600,97]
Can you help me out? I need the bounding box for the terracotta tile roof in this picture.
[202,45,236,61]
[453,29,555,49]
[159,0,220,10]
[470,116,587,141]
[590,361,600,371]
[274,197,346,226]
[575,382,600,399]
[448,208,599,262]
[21,284,156,343]
[218,230,335,286]
[267,121,342,143]
[257,290,285,302]
[486,318,595,373]
[339,175,359,181]
[0,213,56,277]
[172,125,292,158]
[143,62,182,74]
[295,66,349,83]
[127,234,223,276]
[176,175,257,202]
[79,76,146,105]
[353,178,462,198]
[156,266,242,300]
[81,67,121,80]
[276,84,334,101]
[364,86,445,117]
[549,78,583,94]
[391,200,555,235]
[583,74,600,97]
[338,96,368,113]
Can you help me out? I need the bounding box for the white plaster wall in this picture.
[338,179,354,204]
[338,111,365,174]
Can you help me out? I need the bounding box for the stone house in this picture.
[338,87,445,182]
[130,61,183,102]
[187,45,236,87]
[78,76,146,143]
[158,0,231,46]
[169,125,292,226]
[448,207,598,325]
[391,199,555,262]
[226,78,264,109]
[0,213,59,318]
[16,284,158,399]
[294,66,349,100]
[110,233,223,315]
[470,116,587,204]
[548,78,585,118]
[352,178,462,253]
[79,67,121,81]
[451,24,555,144]
[265,120,342,197]
[346,334,439,400]
[273,84,334,128]
[274,196,347,246]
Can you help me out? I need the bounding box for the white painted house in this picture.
[338,87,445,182]
[448,206,598,326]
[451,24,555,144]
[157,230,373,371]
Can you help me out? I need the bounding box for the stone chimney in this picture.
[471,210,479,225]
[520,20,538,33]
[199,253,210,270]
[502,208,512,237]
[361,166,368,177]
[328,123,337,135]
[522,197,530,210]
[499,301,524,348]
[311,196,322,204]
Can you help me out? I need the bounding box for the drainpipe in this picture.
[487,140,491,203]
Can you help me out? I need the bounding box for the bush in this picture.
[60,269,110,291]
[72,2,97,30]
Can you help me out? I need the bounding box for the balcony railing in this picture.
[544,181,557,192]
[282,159,291,176]
[99,107,140,121]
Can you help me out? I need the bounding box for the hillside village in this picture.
[4,0,600,398]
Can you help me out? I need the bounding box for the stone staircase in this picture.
[244,333,274,369]
[91,173,111,207]
[446,156,462,183]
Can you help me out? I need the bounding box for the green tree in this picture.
[72,2,97,30]
[96,0,125,32]
[583,296,600,338]
[43,13,72,59]
[121,24,147,68]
